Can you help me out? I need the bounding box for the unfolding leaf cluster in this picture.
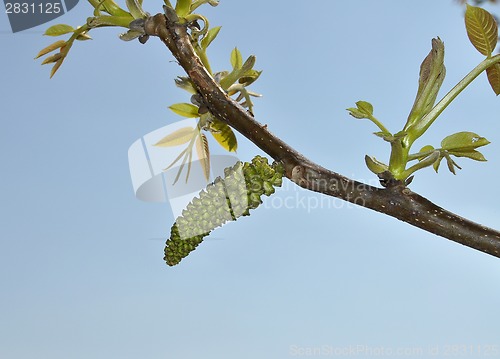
[349,5,498,184]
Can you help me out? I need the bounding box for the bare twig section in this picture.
[144,13,500,258]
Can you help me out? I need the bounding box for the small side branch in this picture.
[144,13,500,258]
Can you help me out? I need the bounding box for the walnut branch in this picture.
[143,13,500,258]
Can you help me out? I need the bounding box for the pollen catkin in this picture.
[164,156,284,266]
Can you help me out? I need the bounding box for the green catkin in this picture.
[164,155,284,266]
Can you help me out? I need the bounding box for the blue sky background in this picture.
[1,1,500,358]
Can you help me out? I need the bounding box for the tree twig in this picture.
[144,13,500,258]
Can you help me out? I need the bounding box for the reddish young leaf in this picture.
[486,63,500,95]
[465,5,498,56]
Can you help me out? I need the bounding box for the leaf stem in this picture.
[368,114,391,135]
[407,148,436,161]
[388,140,406,177]
[401,151,440,179]
[409,54,500,142]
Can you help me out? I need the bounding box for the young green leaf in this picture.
[41,53,64,65]
[99,0,130,17]
[44,24,75,36]
[154,127,195,147]
[163,146,188,172]
[175,0,191,17]
[208,118,238,152]
[88,15,134,28]
[347,101,374,119]
[50,59,64,78]
[441,131,490,151]
[444,154,461,175]
[405,38,445,132]
[169,103,200,118]
[486,63,500,95]
[191,0,219,10]
[238,69,262,86]
[126,0,147,19]
[195,133,210,180]
[406,145,436,162]
[365,155,388,174]
[433,156,443,173]
[201,26,221,50]
[418,145,435,160]
[465,4,498,57]
[230,47,242,69]
[174,76,197,94]
[119,30,143,41]
[240,55,256,73]
[35,40,66,59]
[448,149,487,161]
[219,55,257,90]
